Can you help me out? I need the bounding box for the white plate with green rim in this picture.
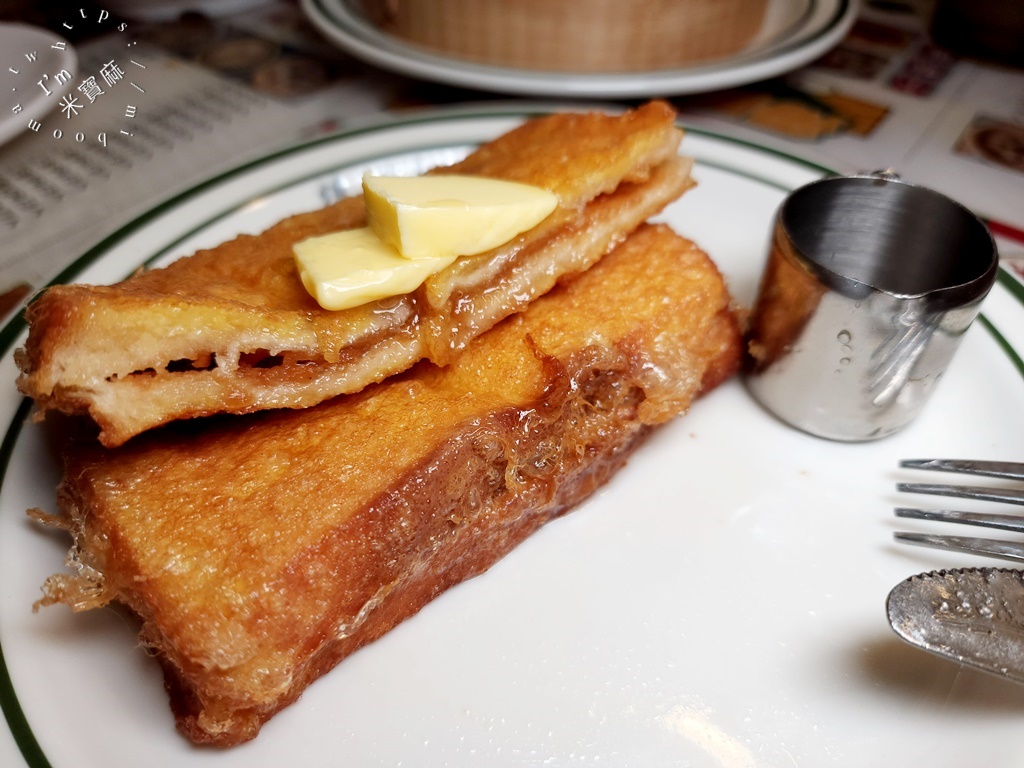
[300,0,858,98]
[2,107,1024,767]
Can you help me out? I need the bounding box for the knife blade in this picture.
[887,567,1024,683]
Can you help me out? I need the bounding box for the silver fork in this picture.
[894,459,1024,562]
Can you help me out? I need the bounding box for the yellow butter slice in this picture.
[363,173,558,260]
[294,228,455,311]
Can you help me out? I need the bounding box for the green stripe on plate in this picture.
[0,399,53,768]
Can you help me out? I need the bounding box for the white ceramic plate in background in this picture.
[2,108,1024,767]
[300,0,858,98]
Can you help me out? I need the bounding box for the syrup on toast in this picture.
[17,102,692,447]
[34,223,742,745]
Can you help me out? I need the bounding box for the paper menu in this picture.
[0,32,306,307]
[676,5,1024,234]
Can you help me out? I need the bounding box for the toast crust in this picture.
[17,102,690,446]
[35,224,741,745]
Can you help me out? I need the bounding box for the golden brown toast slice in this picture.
[17,101,691,447]
[34,223,742,746]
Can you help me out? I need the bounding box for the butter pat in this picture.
[294,228,455,311]
[294,175,558,311]
[364,174,558,260]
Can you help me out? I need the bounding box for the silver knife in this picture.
[887,567,1024,683]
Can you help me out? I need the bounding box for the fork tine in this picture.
[896,482,1024,506]
[893,532,1024,563]
[895,460,1024,563]
[899,458,1024,481]
[895,506,1024,533]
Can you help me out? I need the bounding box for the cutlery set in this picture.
[889,458,1024,682]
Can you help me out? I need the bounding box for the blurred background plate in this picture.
[300,0,857,98]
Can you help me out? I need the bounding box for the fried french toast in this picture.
[34,223,742,746]
[17,101,692,447]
